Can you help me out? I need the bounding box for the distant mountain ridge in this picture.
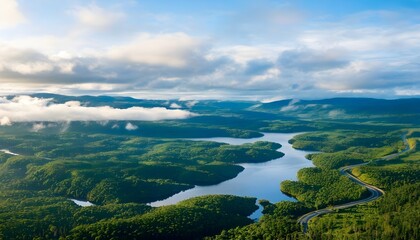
[259,97,420,114]
[4,93,420,115]
[29,93,170,109]
[1,93,419,137]
[25,93,256,111]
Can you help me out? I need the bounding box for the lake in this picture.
[70,199,95,207]
[0,149,19,156]
[149,132,314,218]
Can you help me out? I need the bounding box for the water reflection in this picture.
[149,133,314,218]
[70,199,95,207]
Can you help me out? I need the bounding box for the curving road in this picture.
[297,134,411,233]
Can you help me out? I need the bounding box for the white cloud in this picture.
[9,62,54,75]
[185,100,198,108]
[314,59,419,91]
[72,4,124,30]
[0,6,418,100]
[328,110,345,118]
[169,103,182,109]
[260,97,285,103]
[394,88,420,96]
[0,96,196,124]
[107,32,202,67]
[249,67,281,84]
[125,122,138,131]
[0,46,64,75]
[31,123,46,132]
[0,116,11,126]
[220,3,305,42]
[67,83,126,91]
[0,0,25,29]
[280,99,300,112]
[209,45,282,64]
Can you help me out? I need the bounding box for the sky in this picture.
[0,0,419,100]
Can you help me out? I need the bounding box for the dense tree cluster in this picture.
[211,130,418,240]
[0,96,418,239]
[0,132,282,205]
[290,131,403,153]
[307,179,419,240]
[0,129,281,239]
[281,167,368,209]
[207,201,308,240]
[0,192,257,240]
[68,195,258,240]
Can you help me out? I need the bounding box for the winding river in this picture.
[149,133,314,218]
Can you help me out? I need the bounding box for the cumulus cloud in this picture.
[280,99,300,112]
[395,88,420,96]
[169,103,182,109]
[0,46,77,78]
[107,33,202,67]
[0,96,196,124]
[72,4,124,30]
[0,5,419,100]
[221,2,305,42]
[185,100,198,108]
[314,60,420,91]
[0,116,11,126]
[0,0,25,29]
[125,123,138,131]
[279,48,349,72]
[208,45,282,64]
[31,123,46,132]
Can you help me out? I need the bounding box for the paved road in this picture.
[297,135,411,233]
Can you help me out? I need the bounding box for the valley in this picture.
[0,95,418,239]
[2,1,419,239]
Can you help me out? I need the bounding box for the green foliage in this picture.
[0,192,78,240]
[73,203,152,225]
[306,183,420,240]
[309,151,365,169]
[304,134,420,240]
[307,143,401,170]
[0,129,281,239]
[0,95,418,239]
[0,189,257,240]
[0,132,282,205]
[177,195,258,216]
[208,201,308,240]
[281,167,368,208]
[290,131,402,153]
[350,138,420,189]
[354,164,420,189]
[208,215,302,240]
[68,195,257,240]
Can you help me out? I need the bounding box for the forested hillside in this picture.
[211,129,419,240]
[0,95,419,239]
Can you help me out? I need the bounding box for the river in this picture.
[149,132,314,218]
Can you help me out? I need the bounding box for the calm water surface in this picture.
[149,132,314,218]
[0,149,19,156]
[70,199,95,207]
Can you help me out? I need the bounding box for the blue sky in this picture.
[0,0,419,100]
